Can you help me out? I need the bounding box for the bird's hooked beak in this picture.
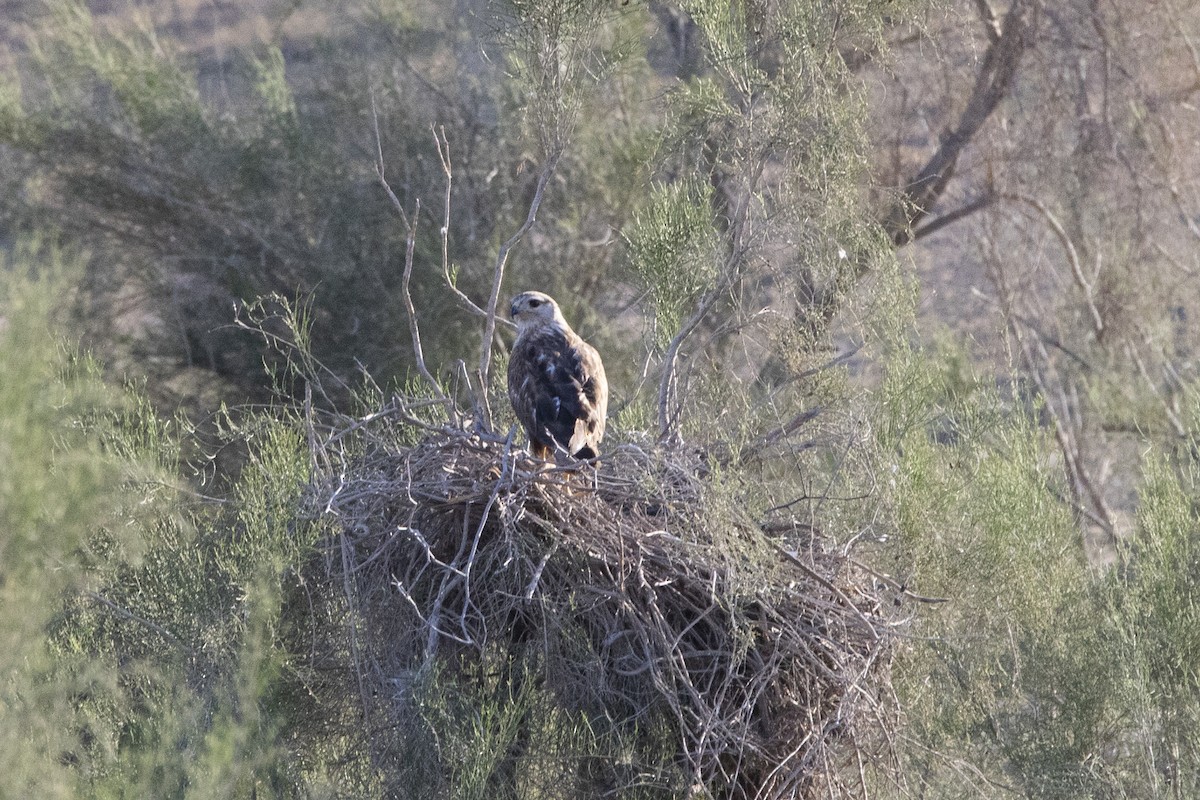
[509,299,519,319]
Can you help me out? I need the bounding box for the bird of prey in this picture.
[507,291,608,460]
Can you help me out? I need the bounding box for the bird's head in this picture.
[509,291,567,333]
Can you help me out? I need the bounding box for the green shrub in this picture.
[0,243,129,798]
[874,338,1200,798]
[0,242,346,797]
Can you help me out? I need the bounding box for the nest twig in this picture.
[303,412,897,799]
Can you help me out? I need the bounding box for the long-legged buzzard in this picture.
[507,291,607,460]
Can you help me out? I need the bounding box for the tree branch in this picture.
[910,192,997,242]
[84,591,194,655]
[885,1,1030,246]
[1001,191,1105,337]
[432,129,494,321]
[656,154,767,440]
[477,150,562,430]
[373,101,448,404]
[982,229,1115,548]
[973,0,1002,43]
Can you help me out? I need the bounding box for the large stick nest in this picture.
[307,419,895,799]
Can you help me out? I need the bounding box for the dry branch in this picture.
[303,415,897,799]
[1002,192,1105,337]
[884,0,1031,246]
[476,151,562,429]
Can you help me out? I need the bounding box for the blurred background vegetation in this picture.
[1,0,1199,796]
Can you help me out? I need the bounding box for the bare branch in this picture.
[910,192,996,242]
[983,229,1115,548]
[746,407,820,456]
[432,129,494,321]
[1128,341,1187,438]
[1001,192,1105,337]
[657,288,723,440]
[373,101,448,404]
[842,553,951,605]
[973,0,1002,43]
[717,348,868,467]
[372,92,410,229]
[885,1,1030,246]
[477,150,563,429]
[398,200,451,401]
[970,287,1095,370]
[1027,333,1116,545]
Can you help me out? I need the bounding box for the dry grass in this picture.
[303,407,897,799]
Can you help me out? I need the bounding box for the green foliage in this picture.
[28,1,205,136]
[2,0,519,403]
[615,0,906,441]
[0,244,337,798]
[498,0,610,155]
[624,179,719,346]
[379,654,682,800]
[1098,448,1200,797]
[873,337,1200,798]
[251,47,297,122]
[0,244,128,799]
[50,402,320,796]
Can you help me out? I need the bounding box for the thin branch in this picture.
[969,286,1095,370]
[372,92,410,230]
[1127,341,1187,438]
[771,544,879,640]
[459,429,517,641]
[372,103,448,404]
[399,200,450,400]
[984,230,1115,547]
[1029,334,1116,545]
[1001,192,1105,337]
[746,406,821,454]
[657,288,723,440]
[885,1,1030,245]
[232,297,352,404]
[844,557,950,604]
[477,149,563,429]
[84,591,194,655]
[432,128,494,320]
[657,154,767,440]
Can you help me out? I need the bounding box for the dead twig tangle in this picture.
[304,414,898,798]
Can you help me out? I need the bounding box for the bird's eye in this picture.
[529,299,542,308]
